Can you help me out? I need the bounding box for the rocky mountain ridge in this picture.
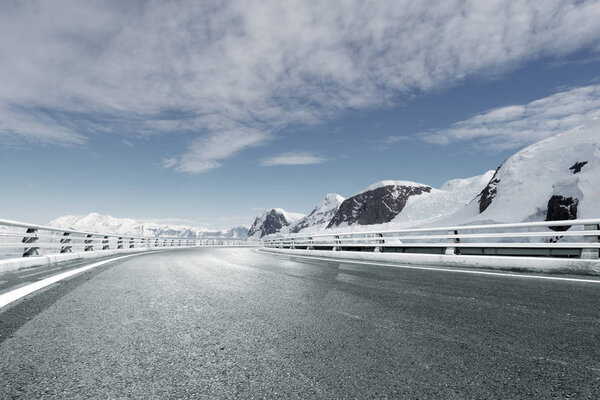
[291,194,345,233]
[247,208,305,239]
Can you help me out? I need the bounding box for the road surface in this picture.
[1,248,599,398]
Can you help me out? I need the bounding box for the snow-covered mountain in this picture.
[51,121,600,241]
[440,119,600,226]
[49,213,249,239]
[254,121,599,237]
[290,194,345,233]
[389,171,495,227]
[324,174,494,230]
[247,208,305,239]
[328,181,432,227]
[225,226,251,239]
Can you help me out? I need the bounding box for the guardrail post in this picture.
[308,237,314,250]
[84,234,94,252]
[22,228,39,257]
[129,238,135,248]
[102,236,110,250]
[445,230,460,255]
[60,232,72,253]
[333,235,341,251]
[374,233,384,253]
[117,237,123,249]
[581,224,599,259]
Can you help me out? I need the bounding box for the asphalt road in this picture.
[0,248,599,399]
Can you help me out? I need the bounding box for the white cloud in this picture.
[1,1,600,170]
[167,129,269,173]
[383,135,410,144]
[421,84,600,149]
[260,152,327,167]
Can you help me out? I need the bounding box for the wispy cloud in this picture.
[372,135,412,151]
[383,135,410,144]
[1,1,600,171]
[166,129,269,173]
[421,84,600,150]
[260,152,327,167]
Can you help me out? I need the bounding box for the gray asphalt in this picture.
[0,248,599,399]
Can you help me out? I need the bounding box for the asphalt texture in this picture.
[0,247,599,399]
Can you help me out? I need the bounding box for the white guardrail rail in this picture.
[0,218,249,260]
[263,219,600,260]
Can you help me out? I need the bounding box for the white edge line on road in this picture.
[0,253,141,309]
[256,249,600,284]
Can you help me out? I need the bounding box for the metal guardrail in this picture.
[263,219,600,259]
[0,218,249,259]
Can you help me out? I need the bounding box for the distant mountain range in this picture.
[247,172,493,238]
[52,121,600,241]
[49,213,249,239]
[248,119,600,238]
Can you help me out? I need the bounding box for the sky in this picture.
[1,0,600,229]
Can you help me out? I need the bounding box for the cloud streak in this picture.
[165,129,269,173]
[260,152,327,166]
[1,1,600,171]
[421,84,600,149]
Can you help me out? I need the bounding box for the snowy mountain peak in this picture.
[328,182,433,227]
[318,171,495,231]
[269,208,305,224]
[290,194,346,233]
[247,208,306,239]
[314,194,346,214]
[440,171,495,193]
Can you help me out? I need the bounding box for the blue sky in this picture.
[1,1,600,229]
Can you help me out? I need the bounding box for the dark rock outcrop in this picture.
[327,185,431,227]
[546,195,579,231]
[248,209,289,238]
[478,165,502,213]
[569,161,588,174]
